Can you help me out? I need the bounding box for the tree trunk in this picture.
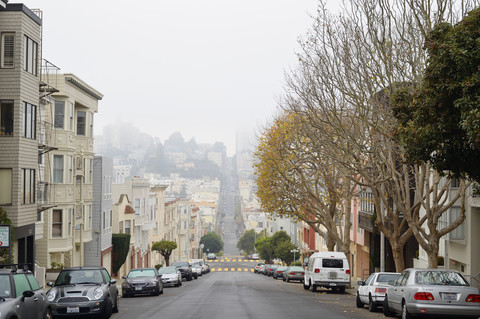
[326,234,335,251]
[164,254,170,266]
[391,246,406,273]
[427,243,439,268]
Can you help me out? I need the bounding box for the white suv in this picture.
[303,252,350,293]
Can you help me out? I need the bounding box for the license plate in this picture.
[135,287,142,291]
[67,307,79,313]
[442,293,457,301]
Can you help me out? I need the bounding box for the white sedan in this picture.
[356,272,400,312]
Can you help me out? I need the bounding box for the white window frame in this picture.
[53,155,64,183]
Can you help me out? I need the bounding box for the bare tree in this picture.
[280,0,476,271]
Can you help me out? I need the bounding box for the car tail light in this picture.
[289,272,295,275]
[466,294,480,302]
[314,269,320,273]
[375,287,387,293]
[414,292,434,301]
[346,270,350,275]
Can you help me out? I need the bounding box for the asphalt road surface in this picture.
[112,258,382,319]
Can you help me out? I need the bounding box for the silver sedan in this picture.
[383,268,480,319]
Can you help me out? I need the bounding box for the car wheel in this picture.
[103,297,113,319]
[303,279,310,290]
[122,291,129,298]
[383,295,394,317]
[187,275,192,281]
[284,277,287,282]
[112,293,119,313]
[368,295,376,312]
[356,292,364,308]
[45,308,53,319]
[311,281,317,292]
[402,301,413,319]
[160,287,164,295]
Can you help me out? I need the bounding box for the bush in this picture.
[291,260,302,266]
[155,264,162,270]
[50,261,64,270]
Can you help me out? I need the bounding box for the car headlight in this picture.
[93,288,103,300]
[147,280,158,287]
[47,290,56,302]
[122,281,130,287]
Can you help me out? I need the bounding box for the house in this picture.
[0,3,42,267]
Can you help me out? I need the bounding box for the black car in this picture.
[0,264,51,319]
[121,268,163,297]
[47,266,119,318]
[171,261,193,281]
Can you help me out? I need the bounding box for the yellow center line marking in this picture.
[231,268,235,271]
[237,268,242,272]
[224,268,228,271]
[244,268,248,272]
[211,268,216,272]
[250,269,254,272]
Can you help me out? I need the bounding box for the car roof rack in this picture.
[0,263,32,273]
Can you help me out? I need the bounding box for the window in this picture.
[134,199,140,215]
[22,102,36,139]
[53,155,63,183]
[54,101,64,129]
[0,101,13,136]
[88,205,92,229]
[76,111,86,136]
[89,158,93,183]
[449,207,465,240]
[1,33,14,68]
[23,35,37,75]
[89,113,93,137]
[125,220,131,235]
[102,211,106,230]
[69,102,74,130]
[0,168,12,205]
[68,208,72,236]
[22,168,35,204]
[109,210,112,227]
[26,274,40,290]
[119,221,123,234]
[52,209,62,238]
[68,156,73,183]
[451,177,461,189]
[13,274,31,296]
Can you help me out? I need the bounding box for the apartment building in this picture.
[112,177,155,268]
[36,73,103,269]
[84,156,113,270]
[150,184,167,266]
[0,3,42,267]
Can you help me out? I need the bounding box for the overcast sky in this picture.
[24,0,337,156]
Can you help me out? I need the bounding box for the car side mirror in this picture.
[122,276,127,279]
[47,281,54,287]
[357,281,365,286]
[21,290,34,301]
[157,275,162,278]
[110,279,117,285]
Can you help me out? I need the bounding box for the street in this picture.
[112,258,383,319]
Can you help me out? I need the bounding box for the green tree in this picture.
[254,236,273,263]
[393,7,480,182]
[275,241,297,265]
[271,231,290,249]
[112,234,131,275]
[200,232,223,253]
[236,229,256,255]
[151,240,177,266]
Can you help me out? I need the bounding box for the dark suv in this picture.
[0,264,51,319]
[171,261,193,281]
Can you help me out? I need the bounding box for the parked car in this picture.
[189,261,202,279]
[0,265,51,319]
[196,260,209,274]
[283,266,305,282]
[303,252,350,293]
[157,267,182,287]
[207,253,217,260]
[121,267,163,297]
[171,261,193,281]
[251,253,260,260]
[254,262,264,273]
[383,268,480,319]
[266,265,279,277]
[258,264,266,274]
[356,272,400,312]
[47,266,119,318]
[273,266,288,279]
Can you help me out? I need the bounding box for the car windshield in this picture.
[322,259,343,268]
[415,271,469,286]
[0,275,12,298]
[158,268,177,274]
[128,269,156,278]
[172,262,188,267]
[377,274,400,283]
[56,269,104,285]
[289,267,304,272]
[277,266,288,271]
